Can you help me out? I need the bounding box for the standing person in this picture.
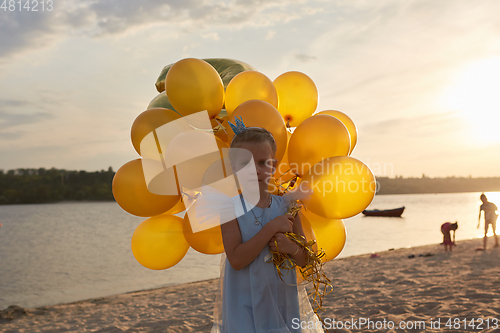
[441,222,458,252]
[211,124,323,333]
[478,193,499,249]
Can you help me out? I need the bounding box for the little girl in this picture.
[211,127,323,333]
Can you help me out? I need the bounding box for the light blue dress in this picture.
[211,195,324,333]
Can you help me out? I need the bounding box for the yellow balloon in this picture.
[315,110,357,155]
[295,213,317,283]
[228,100,288,163]
[183,213,224,255]
[225,71,278,116]
[276,131,292,176]
[301,156,376,219]
[163,198,186,215]
[131,214,189,270]
[130,108,182,156]
[165,58,224,118]
[155,58,257,93]
[299,213,317,252]
[171,136,229,192]
[270,131,294,195]
[112,159,180,217]
[273,71,318,127]
[299,211,346,262]
[288,115,350,177]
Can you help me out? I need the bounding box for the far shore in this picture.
[1,189,499,206]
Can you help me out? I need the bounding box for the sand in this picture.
[1,237,499,332]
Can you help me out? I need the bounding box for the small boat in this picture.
[362,206,405,217]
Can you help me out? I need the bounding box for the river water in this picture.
[0,191,498,310]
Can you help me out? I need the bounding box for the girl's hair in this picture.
[230,127,277,154]
[451,222,458,230]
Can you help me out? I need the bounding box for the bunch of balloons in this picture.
[112,58,376,270]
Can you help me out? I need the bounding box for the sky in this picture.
[1,0,500,178]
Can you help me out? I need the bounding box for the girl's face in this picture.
[232,141,276,191]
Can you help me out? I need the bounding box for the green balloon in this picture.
[147,92,181,116]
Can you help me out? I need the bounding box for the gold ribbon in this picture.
[267,199,333,331]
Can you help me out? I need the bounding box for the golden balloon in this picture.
[163,198,186,215]
[183,214,225,255]
[273,71,318,127]
[131,214,189,270]
[228,100,288,163]
[165,58,224,118]
[315,110,357,155]
[225,71,278,116]
[288,115,350,177]
[271,130,294,194]
[299,211,346,262]
[301,156,376,219]
[112,159,179,217]
[130,108,182,156]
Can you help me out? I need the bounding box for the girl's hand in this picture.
[267,215,294,234]
[269,233,299,254]
[283,182,313,203]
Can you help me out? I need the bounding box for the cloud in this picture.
[0,130,23,140]
[0,99,30,108]
[294,54,317,63]
[0,10,58,58]
[0,99,54,133]
[201,32,221,41]
[0,0,320,60]
[309,0,500,82]
[362,112,464,138]
[265,30,276,40]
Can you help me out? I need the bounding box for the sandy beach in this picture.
[1,237,499,333]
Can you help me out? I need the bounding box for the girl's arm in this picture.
[222,215,294,271]
[289,214,308,267]
[268,214,308,267]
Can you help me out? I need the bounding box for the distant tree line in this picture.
[1,168,500,204]
[0,167,115,204]
[377,176,500,195]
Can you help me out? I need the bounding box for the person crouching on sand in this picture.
[441,222,458,252]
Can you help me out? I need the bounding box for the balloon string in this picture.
[152,129,167,170]
[172,165,182,198]
[153,128,181,198]
[275,167,293,180]
[273,174,298,196]
[188,124,217,133]
[214,117,227,134]
[267,200,333,332]
[218,148,227,178]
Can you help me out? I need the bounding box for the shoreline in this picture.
[1,237,499,332]
[0,237,477,311]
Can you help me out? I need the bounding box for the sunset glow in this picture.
[441,58,500,144]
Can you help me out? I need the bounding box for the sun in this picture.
[441,57,500,144]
